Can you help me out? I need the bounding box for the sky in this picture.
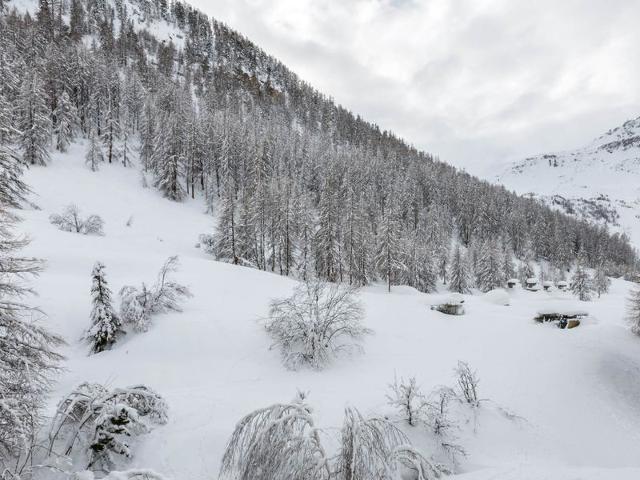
[189,0,640,174]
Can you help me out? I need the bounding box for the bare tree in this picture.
[49,204,104,235]
[454,361,480,407]
[265,279,371,369]
[386,376,428,427]
[119,256,191,332]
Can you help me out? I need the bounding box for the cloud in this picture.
[188,0,640,174]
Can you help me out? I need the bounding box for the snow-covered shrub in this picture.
[219,393,440,480]
[119,256,191,332]
[48,383,168,472]
[426,387,465,464]
[86,262,124,353]
[219,392,331,480]
[49,204,104,235]
[335,407,441,480]
[265,279,370,369]
[454,361,480,407]
[386,375,428,427]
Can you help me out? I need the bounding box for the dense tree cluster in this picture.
[0,0,636,297]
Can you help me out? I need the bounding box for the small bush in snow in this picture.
[265,279,370,369]
[219,393,440,480]
[454,361,480,408]
[386,375,428,427]
[119,256,191,332]
[49,204,104,235]
[48,383,168,472]
[426,387,465,464]
[336,407,441,480]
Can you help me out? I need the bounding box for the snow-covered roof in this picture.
[536,308,588,316]
[556,280,569,286]
[507,278,519,283]
[526,278,538,283]
[543,280,554,286]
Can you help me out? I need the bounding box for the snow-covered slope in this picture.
[18,145,640,479]
[496,116,640,244]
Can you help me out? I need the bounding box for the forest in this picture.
[0,0,636,296]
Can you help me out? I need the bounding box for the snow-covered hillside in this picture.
[17,146,640,479]
[496,116,640,244]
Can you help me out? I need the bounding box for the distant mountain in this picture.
[496,116,640,244]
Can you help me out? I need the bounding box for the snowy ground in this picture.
[19,143,640,479]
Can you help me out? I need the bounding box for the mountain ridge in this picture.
[496,115,640,245]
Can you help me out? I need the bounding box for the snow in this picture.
[495,116,640,245]
[18,144,640,479]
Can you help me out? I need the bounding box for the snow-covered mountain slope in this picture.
[18,146,640,479]
[495,116,640,244]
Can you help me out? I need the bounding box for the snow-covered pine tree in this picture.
[0,141,64,472]
[628,285,640,336]
[476,239,503,292]
[449,244,471,294]
[502,248,516,283]
[375,211,403,292]
[53,90,77,152]
[593,266,610,298]
[18,72,51,165]
[121,129,133,167]
[571,258,593,301]
[214,184,239,264]
[85,127,104,171]
[86,262,123,354]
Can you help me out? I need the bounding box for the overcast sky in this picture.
[190,0,640,174]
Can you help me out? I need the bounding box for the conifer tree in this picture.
[0,138,63,471]
[375,211,403,292]
[571,259,593,302]
[18,73,51,166]
[593,266,610,298]
[476,239,503,292]
[85,128,104,171]
[86,262,123,354]
[628,286,640,336]
[53,91,77,152]
[449,244,471,294]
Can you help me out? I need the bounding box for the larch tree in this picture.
[449,244,471,294]
[593,266,610,298]
[53,90,77,152]
[571,261,593,302]
[18,72,51,166]
[0,140,63,474]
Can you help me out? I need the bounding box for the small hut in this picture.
[556,280,569,291]
[431,294,465,315]
[542,280,554,291]
[507,278,518,289]
[525,278,540,291]
[534,308,587,329]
